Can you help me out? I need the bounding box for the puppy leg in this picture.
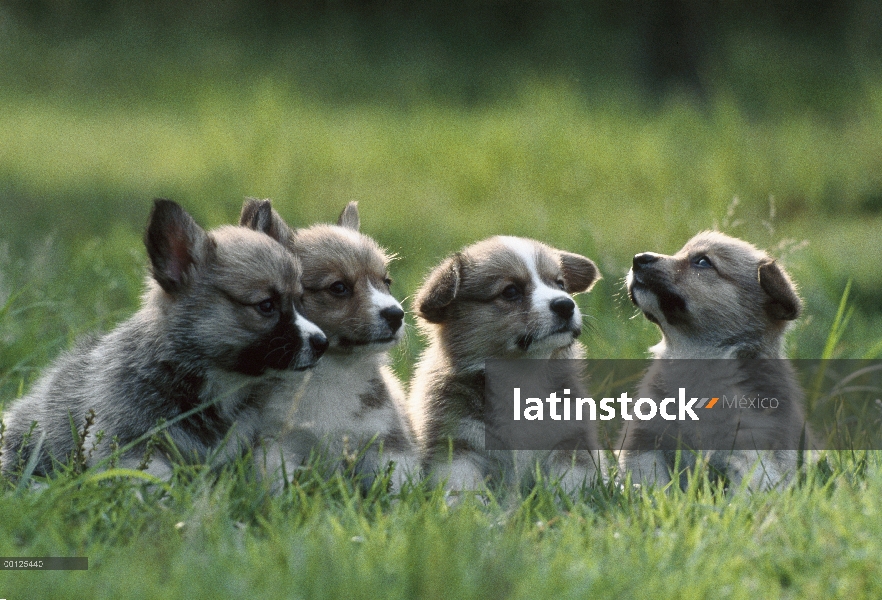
[256,435,311,493]
[352,444,385,492]
[547,449,603,494]
[379,450,420,494]
[723,450,795,492]
[355,447,420,494]
[431,452,487,493]
[618,449,672,488]
[118,455,174,481]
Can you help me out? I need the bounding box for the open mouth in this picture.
[627,268,652,305]
[627,281,659,323]
[630,279,688,326]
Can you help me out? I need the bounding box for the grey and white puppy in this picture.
[239,200,417,492]
[408,236,603,493]
[1,199,327,479]
[619,230,811,490]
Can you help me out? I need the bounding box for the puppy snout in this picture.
[550,297,575,320]
[309,333,329,357]
[633,253,660,271]
[380,306,405,333]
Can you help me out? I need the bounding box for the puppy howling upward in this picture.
[1,200,327,480]
[620,231,811,490]
[627,231,802,360]
[408,236,602,493]
[240,200,417,492]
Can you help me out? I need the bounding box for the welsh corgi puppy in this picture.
[620,231,812,490]
[1,199,327,479]
[408,236,603,494]
[240,200,417,492]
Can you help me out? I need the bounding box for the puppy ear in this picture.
[416,254,462,323]
[758,258,801,321]
[559,251,600,294]
[337,201,360,231]
[145,199,211,295]
[239,198,295,248]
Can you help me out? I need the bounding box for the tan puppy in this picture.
[240,200,417,492]
[408,236,603,493]
[619,231,811,490]
[1,200,327,479]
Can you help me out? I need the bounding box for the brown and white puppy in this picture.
[240,200,417,492]
[619,230,811,490]
[408,236,603,493]
[1,199,327,480]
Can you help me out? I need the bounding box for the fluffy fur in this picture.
[1,200,327,479]
[619,230,812,490]
[408,235,603,493]
[240,200,417,492]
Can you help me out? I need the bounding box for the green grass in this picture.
[2,453,882,598]
[2,8,882,599]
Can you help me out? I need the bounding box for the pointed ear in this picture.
[145,199,211,295]
[239,198,295,248]
[337,201,360,231]
[415,254,462,323]
[758,258,801,321]
[559,251,600,294]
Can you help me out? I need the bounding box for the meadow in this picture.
[1,5,882,597]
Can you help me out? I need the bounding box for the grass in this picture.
[2,453,882,598]
[2,7,882,598]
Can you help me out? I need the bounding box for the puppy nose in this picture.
[380,306,405,332]
[633,253,659,270]
[309,333,329,356]
[550,297,575,319]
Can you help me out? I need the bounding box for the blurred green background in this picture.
[1,0,881,401]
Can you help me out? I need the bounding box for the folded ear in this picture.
[559,251,600,294]
[758,258,801,321]
[415,254,462,323]
[337,201,360,231]
[145,199,211,295]
[239,198,295,248]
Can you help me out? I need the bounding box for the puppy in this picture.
[408,236,602,493]
[619,230,811,490]
[1,200,327,480]
[239,200,417,492]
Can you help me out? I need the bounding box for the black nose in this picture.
[633,253,659,270]
[309,333,329,356]
[380,306,404,333]
[550,297,575,319]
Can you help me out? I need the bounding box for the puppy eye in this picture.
[383,277,392,289]
[694,255,713,268]
[500,284,522,301]
[329,281,350,296]
[256,298,276,316]
[555,279,566,291]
